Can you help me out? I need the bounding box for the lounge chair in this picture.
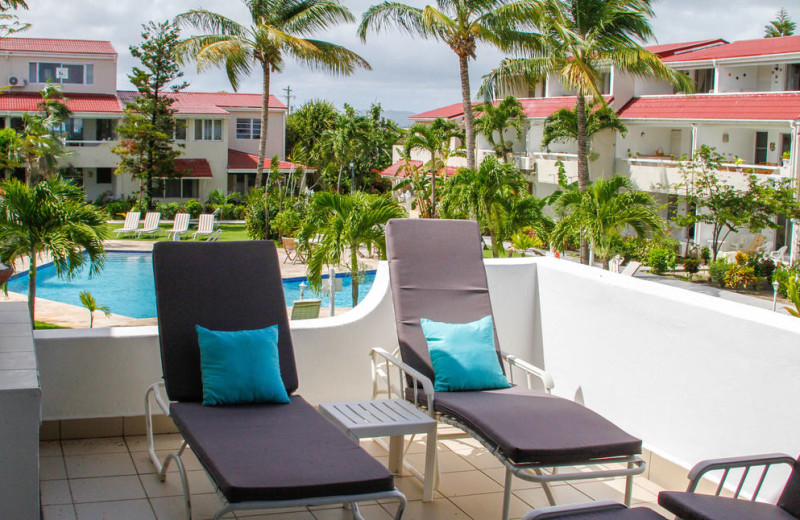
[376,219,645,520]
[769,245,789,265]
[193,213,222,241]
[165,213,190,241]
[609,255,625,273]
[291,299,321,320]
[282,237,305,264]
[113,211,140,237]
[136,212,161,238]
[524,452,800,520]
[620,260,642,277]
[146,241,406,520]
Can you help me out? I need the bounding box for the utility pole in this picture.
[283,85,294,114]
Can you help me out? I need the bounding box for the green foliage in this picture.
[245,189,269,240]
[511,229,543,253]
[155,201,182,219]
[0,178,108,322]
[541,101,627,152]
[0,127,20,177]
[103,199,135,219]
[725,264,756,290]
[184,199,203,218]
[646,246,676,275]
[745,253,776,281]
[700,246,711,264]
[474,96,524,161]
[709,259,733,287]
[113,21,187,210]
[682,258,700,276]
[287,99,338,162]
[271,208,302,238]
[79,290,111,328]
[784,277,800,317]
[765,7,795,37]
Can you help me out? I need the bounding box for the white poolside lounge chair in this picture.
[136,212,162,238]
[193,213,222,241]
[165,213,190,241]
[609,255,625,273]
[113,211,141,237]
[291,299,321,320]
[620,261,642,277]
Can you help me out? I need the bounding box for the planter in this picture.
[0,263,13,285]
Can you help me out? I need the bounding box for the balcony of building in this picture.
[4,257,800,519]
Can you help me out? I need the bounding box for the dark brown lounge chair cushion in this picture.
[170,396,395,503]
[658,491,797,520]
[530,506,664,519]
[411,386,641,465]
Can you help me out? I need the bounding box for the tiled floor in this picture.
[40,428,672,520]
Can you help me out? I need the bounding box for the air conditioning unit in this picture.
[8,75,26,87]
[515,155,533,171]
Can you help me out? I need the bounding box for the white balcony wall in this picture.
[32,258,800,499]
[226,108,286,159]
[634,77,674,96]
[0,53,118,95]
[717,65,761,93]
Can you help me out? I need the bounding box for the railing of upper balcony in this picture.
[624,156,790,179]
[64,139,117,147]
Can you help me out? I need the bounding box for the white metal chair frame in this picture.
[145,382,407,520]
[136,212,162,238]
[113,212,141,237]
[370,347,645,520]
[193,214,222,242]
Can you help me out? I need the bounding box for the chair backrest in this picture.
[291,299,321,320]
[745,234,766,254]
[282,237,296,251]
[197,214,215,232]
[124,211,140,228]
[172,213,190,232]
[152,241,299,403]
[385,219,502,383]
[779,458,800,517]
[621,261,641,277]
[143,212,161,229]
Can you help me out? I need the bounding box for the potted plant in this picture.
[783,151,791,168]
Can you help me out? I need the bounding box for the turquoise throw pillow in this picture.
[421,315,511,392]
[196,325,290,406]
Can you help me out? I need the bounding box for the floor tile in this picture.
[42,504,77,520]
[70,475,146,503]
[41,479,73,506]
[449,491,531,520]
[75,499,156,520]
[41,456,68,480]
[132,449,203,475]
[312,503,393,519]
[436,469,503,497]
[150,492,225,520]
[62,437,128,456]
[140,469,216,498]
[513,484,592,509]
[406,449,474,474]
[393,498,469,520]
[65,452,136,479]
[125,433,185,453]
[40,440,64,457]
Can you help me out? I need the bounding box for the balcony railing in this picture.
[64,139,117,147]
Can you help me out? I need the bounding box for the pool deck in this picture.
[4,240,380,328]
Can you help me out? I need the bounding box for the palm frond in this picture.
[358,2,427,41]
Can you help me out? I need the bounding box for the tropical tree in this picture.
[440,155,549,257]
[286,99,339,166]
[359,0,535,171]
[0,178,108,322]
[113,21,188,210]
[551,175,663,269]
[479,0,691,263]
[14,85,72,186]
[320,105,368,191]
[765,8,796,37]
[301,192,405,305]
[542,101,627,152]
[474,95,525,162]
[401,117,464,217]
[79,291,111,328]
[0,0,29,39]
[176,0,370,192]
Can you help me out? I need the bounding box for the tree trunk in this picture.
[27,252,36,324]
[350,242,359,306]
[489,228,499,258]
[430,172,436,218]
[459,55,476,171]
[576,91,591,264]
[256,62,271,190]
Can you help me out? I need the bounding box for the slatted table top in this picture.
[319,398,436,438]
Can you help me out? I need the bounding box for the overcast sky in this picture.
[14,0,798,113]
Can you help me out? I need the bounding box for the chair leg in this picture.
[534,467,557,506]
[502,467,513,520]
[624,461,635,506]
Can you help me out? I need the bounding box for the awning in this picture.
[173,158,213,178]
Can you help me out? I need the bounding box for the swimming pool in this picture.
[7,251,375,319]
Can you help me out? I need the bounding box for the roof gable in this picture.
[0,38,116,56]
[618,92,800,121]
[662,34,800,63]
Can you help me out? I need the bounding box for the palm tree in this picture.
[551,175,663,269]
[176,0,370,190]
[541,101,627,151]
[474,95,525,162]
[765,8,796,37]
[301,192,405,305]
[402,118,464,217]
[0,178,108,323]
[359,0,535,171]
[79,291,111,328]
[15,85,72,186]
[479,0,691,262]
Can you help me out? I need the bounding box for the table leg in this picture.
[388,435,404,475]
[423,426,437,501]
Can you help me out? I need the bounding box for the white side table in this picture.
[319,398,437,501]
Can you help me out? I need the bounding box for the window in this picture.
[62,118,84,142]
[194,119,222,141]
[174,119,187,141]
[158,178,197,198]
[96,167,113,184]
[29,62,93,85]
[96,119,116,141]
[236,118,261,140]
[787,64,800,91]
[695,69,715,93]
[9,117,23,132]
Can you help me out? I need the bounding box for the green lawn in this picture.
[108,222,250,242]
[34,321,67,330]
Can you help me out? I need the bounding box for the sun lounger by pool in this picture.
[165,213,190,241]
[291,299,321,320]
[193,213,221,241]
[113,211,140,237]
[147,241,406,520]
[136,212,161,238]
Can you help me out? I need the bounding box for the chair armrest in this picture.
[685,453,796,498]
[370,347,435,416]
[501,351,555,393]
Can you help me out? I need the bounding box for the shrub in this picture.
[646,245,677,275]
[772,264,800,297]
[700,246,711,264]
[184,199,203,218]
[155,201,181,219]
[271,208,302,238]
[103,200,133,219]
[682,258,700,277]
[724,264,756,290]
[709,259,732,287]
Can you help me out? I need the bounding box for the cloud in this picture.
[14,0,798,113]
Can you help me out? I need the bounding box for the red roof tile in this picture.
[410,102,471,120]
[173,159,213,178]
[380,159,459,178]
[643,39,727,58]
[0,37,116,56]
[0,92,122,113]
[519,96,614,118]
[227,149,309,171]
[117,91,286,115]
[662,35,800,63]
[618,93,800,121]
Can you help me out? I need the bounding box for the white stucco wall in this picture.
[0,53,118,95]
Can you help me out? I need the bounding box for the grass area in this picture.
[482,248,526,259]
[108,222,250,242]
[34,321,67,330]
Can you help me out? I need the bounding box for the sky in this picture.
[13,0,799,114]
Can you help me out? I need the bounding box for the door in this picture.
[755,131,769,164]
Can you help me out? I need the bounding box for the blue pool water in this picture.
[7,251,375,319]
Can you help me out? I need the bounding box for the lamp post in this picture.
[773,279,780,312]
[349,162,355,193]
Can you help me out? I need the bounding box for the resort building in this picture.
[0,37,295,202]
[387,35,800,255]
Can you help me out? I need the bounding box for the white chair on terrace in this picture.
[769,245,789,265]
[620,261,642,277]
[165,213,190,241]
[193,213,222,241]
[609,255,625,273]
[113,211,141,237]
[136,212,162,238]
